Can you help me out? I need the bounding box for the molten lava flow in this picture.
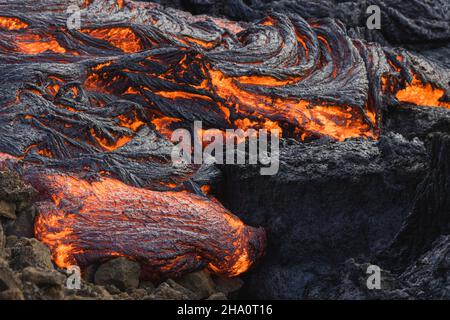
[0,16,28,30]
[396,76,450,109]
[0,0,449,281]
[81,27,142,53]
[14,34,67,54]
[208,69,376,141]
[1,0,446,142]
[31,172,265,278]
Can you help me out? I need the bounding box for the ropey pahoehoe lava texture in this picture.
[0,0,448,283]
[29,170,265,278]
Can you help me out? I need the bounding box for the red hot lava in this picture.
[0,0,448,278]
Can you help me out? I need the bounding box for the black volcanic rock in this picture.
[383,106,450,140]
[399,235,450,299]
[382,133,450,271]
[158,0,450,50]
[94,257,141,291]
[331,235,450,300]
[219,133,428,299]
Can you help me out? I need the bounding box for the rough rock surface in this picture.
[7,237,53,271]
[0,224,4,257]
[159,0,450,61]
[0,168,246,300]
[329,235,450,300]
[148,279,197,300]
[399,236,450,299]
[0,0,449,301]
[207,292,228,300]
[220,133,428,298]
[176,270,216,299]
[0,258,23,300]
[0,171,36,215]
[4,206,37,238]
[0,201,16,220]
[213,276,244,298]
[1,131,449,299]
[384,106,450,140]
[94,258,141,291]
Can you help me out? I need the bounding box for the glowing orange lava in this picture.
[33,173,265,276]
[90,128,133,151]
[0,16,28,30]
[81,27,142,53]
[14,34,66,54]
[396,76,450,108]
[209,69,377,141]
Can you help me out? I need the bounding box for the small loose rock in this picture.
[176,270,216,299]
[22,266,66,287]
[8,237,53,271]
[94,257,141,291]
[0,200,16,219]
[4,205,36,238]
[207,292,227,300]
[147,279,197,300]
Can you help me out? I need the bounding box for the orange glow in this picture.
[14,34,66,54]
[0,16,28,30]
[209,69,376,141]
[81,27,142,53]
[124,86,140,94]
[182,36,215,49]
[90,128,133,151]
[92,61,113,71]
[38,149,53,158]
[295,33,310,59]
[156,90,212,101]
[74,17,379,142]
[160,181,177,188]
[84,62,114,92]
[234,118,258,130]
[46,83,60,96]
[236,75,302,86]
[152,116,182,138]
[18,144,37,160]
[82,0,92,8]
[117,114,145,131]
[396,76,450,108]
[234,118,282,134]
[260,17,275,27]
[201,185,211,194]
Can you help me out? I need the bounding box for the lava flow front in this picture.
[0,0,448,279]
[29,172,265,278]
